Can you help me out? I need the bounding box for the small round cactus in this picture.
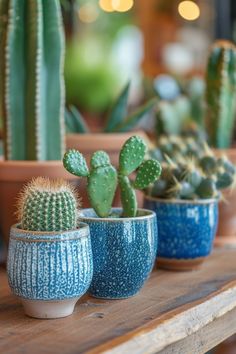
[17,177,79,232]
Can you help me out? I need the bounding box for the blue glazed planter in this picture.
[144,196,218,271]
[7,223,93,318]
[80,208,157,299]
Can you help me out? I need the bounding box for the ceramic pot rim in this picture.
[144,194,219,205]
[79,208,156,222]
[10,222,89,242]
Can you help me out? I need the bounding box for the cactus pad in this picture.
[88,164,117,217]
[63,149,89,177]
[90,151,111,169]
[119,175,137,217]
[119,136,147,175]
[133,159,162,190]
[18,177,79,232]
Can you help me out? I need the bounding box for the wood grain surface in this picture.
[1,249,236,354]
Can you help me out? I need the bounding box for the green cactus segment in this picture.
[88,165,117,217]
[90,151,111,169]
[63,149,89,177]
[19,178,78,232]
[115,98,157,133]
[119,136,147,175]
[104,81,130,132]
[133,159,162,190]
[0,0,9,125]
[1,0,65,160]
[196,178,217,199]
[205,40,236,148]
[119,175,137,217]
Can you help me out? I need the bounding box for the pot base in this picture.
[157,257,205,271]
[21,297,79,319]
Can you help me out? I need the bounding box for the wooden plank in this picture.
[0,249,236,354]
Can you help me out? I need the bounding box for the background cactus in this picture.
[205,40,236,148]
[148,137,236,200]
[17,177,78,232]
[63,150,117,217]
[63,136,162,218]
[0,0,65,160]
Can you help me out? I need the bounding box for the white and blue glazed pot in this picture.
[79,208,157,299]
[7,223,93,319]
[144,196,218,271]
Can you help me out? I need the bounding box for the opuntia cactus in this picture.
[0,0,65,160]
[118,136,162,217]
[63,150,117,218]
[63,136,162,218]
[205,40,236,148]
[17,177,78,232]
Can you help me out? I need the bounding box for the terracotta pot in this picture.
[214,149,236,246]
[0,161,78,245]
[66,131,148,208]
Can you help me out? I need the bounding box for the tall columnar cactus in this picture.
[0,0,65,160]
[17,177,79,232]
[205,40,236,148]
[118,136,162,217]
[63,136,162,218]
[63,150,117,217]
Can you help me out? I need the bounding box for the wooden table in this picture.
[1,249,236,354]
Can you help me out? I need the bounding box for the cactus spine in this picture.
[63,136,162,218]
[17,177,79,232]
[205,40,236,148]
[0,0,65,160]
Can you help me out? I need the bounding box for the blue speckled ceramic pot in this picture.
[79,208,157,299]
[7,223,93,318]
[144,196,218,271]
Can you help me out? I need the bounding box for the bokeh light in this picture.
[112,0,134,12]
[99,0,114,13]
[178,1,200,21]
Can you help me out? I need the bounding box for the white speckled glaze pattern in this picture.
[79,208,157,299]
[7,223,93,301]
[144,196,218,260]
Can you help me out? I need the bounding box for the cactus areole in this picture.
[63,136,162,218]
[205,40,236,148]
[0,0,65,160]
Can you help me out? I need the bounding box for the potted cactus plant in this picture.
[0,0,76,244]
[63,135,162,299]
[144,140,236,270]
[7,177,93,319]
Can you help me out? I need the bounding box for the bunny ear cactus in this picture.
[63,150,117,217]
[205,40,236,148]
[118,136,162,217]
[17,177,78,232]
[63,136,162,218]
[0,0,65,160]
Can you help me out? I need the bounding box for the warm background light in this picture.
[112,0,134,12]
[78,3,99,23]
[178,0,200,21]
[99,0,114,12]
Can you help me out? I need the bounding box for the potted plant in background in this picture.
[7,177,93,319]
[145,140,236,271]
[65,82,156,165]
[0,0,76,244]
[205,39,236,243]
[63,135,162,299]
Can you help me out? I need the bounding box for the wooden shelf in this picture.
[1,249,236,354]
